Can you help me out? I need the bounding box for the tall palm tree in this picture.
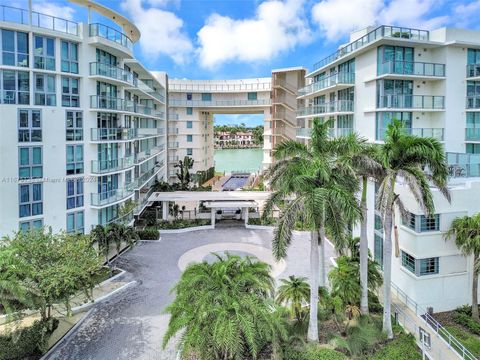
[276,275,310,322]
[163,254,287,359]
[376,120,450,338]
[445,213,480,321]
[91,225,112,276]
[107,223,122,258]
[264,118,360,342]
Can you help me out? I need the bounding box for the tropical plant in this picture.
[376,119,450,338]
[175,156,194,189]
[276,275,310,322]
[107,223,139,260]
[264,118,361,342]
[163,254,287,359]
[91,225,112,275]
[445,213,480,321]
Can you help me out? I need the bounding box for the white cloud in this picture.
[454,0,480,28]
[121,0,193,64]
[32,1,75,20]
[312,0,449,41]
[196,0,312,69]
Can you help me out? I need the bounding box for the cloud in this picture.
[454,0,480,28]
[312,0,449,41]
[196,0,312,69]
[32,1,75,20]
[121,0,193,64]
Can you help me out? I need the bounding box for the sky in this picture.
[7,0,480,126]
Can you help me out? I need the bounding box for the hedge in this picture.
[0,318,58,360]
[135,228,159,240]
[283,346,347,360]
[157,219,211,230]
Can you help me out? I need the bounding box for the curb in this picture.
[159,225,214,234]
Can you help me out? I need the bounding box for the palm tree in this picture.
[264,118,360,342]
[276,275,310,322]
[107,223,122,258]
[175,156,194,189]
[376,120,450,338]
[445,213,480,321]
[91,225,112,276]
[163,254,287,359]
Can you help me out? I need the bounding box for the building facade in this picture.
[0,2,167,236]
[297,25,480,311]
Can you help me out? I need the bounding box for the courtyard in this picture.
[44,226,336,360]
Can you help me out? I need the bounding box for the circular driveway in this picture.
[45,227,335,360]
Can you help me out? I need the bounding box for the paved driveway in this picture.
[45,227,335,360]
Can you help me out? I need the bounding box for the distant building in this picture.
[215,131,254,147]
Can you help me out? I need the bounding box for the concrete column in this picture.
[211,208,216,228]
[162,201,168,220]
[244,207,249,227]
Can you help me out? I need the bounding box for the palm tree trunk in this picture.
[360,176,369,315]
[318,227,327,288]
[382,204,394,339]
[307,230,319,342]
[472,253,479,321]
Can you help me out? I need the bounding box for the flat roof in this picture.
[148,191,271,202]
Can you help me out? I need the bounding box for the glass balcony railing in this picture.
[296,127,353,139]
[378,61,445,77]
[466,96,480,109]
[466,64,480,78]
[134,79,166,103]
[0,5,78,35]
[128,162,165,190]
[90,96,160,118]
[135,145,165,164]
[169,156,179,163]
[298,72,355,96]
[91,128,137,141]
[89,62,134,84]
[377,127,444,141]
[312,25,429,72]
[466,128,480,141]
[91,188,133,207]
[296,128,312,138]
[168,99,271,107]
[297,100,354,117]
[446,152,480,178]
[91,156,135,174]
[377,95,444,109]
[168,142,179,148]
[89,23,133,51]
[169,82,271,92]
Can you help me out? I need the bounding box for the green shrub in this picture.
[135,228,159,240]
[248,217,276,226]
[157,219,211,229]
[0,318,59,360]
[456,305,472,316]
[454,312,480,335]
[143,211,158,227]
[368,334,421,360]
[283,346,347,360]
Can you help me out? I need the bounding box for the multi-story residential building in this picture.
[215,131,254,147]
[0,2,167,236]
[297,25,480,311]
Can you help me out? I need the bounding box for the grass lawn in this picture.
[366,334,422,360]
[444,325,480,358]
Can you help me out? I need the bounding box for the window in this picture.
[374,233,383,267]
[374,214,383,230]
[66,111,83,141]
[1,30,28,67]
[420,257,439,275]
[403,212,416,230]
[247,92,257,100]
[19,183,43,218]
[377,45,414,75]
[186,93,192,100]
[201,93,212,101]
[187,148,193,156]
[34,35,55,70]
[186,107,193,115]
[19,147,42,179]
[467,143,480,154]
[61,41,78,73]
[1,70,29,104]
[67,178,84,209]
[468,49,480,65]
[61,77,79,107]
[18,110,41,142]
[186,121,193,129]
[375,112,412,140]
[34,73,56,106]
[19,219,43,232]
[187,135,193,142]
[67,211,84,234]
[403,212,440,232]
[401,251,416,274]
[66,145,84,175]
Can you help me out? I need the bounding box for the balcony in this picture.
[466,96,480,109]
[89,62,134,85]
[168,113,179,121]
[466,128,480,141]
[168,142,179,149]
[135,145,165,164]
[378,61,445,78]
[90,96,162,118]
[298,72,355,97]
[295,127,354,139]
[90,128,137,142]
[91,156,135,174]
[168,128,179,134]
[311,25,429,73]
[296,128,312,138]
[377,127,444,141]
[89,23,133,52]
[133,79,166,103]
[168,99,271,107]
[91,188,134,207]
[446,152,480,178]
[169,82,271,92]
[128,162,165,190]
[137,128,165,138]
[377,95,444,110]
[0,5,78,35]
[297,100,354,117]
[466,64,480,78]
[169,156,179,163]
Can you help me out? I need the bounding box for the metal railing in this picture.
[90,62,134,84]
[90,96,160,118]
[379,60,445,77]
[169,156,179,163]
[446,152,480,178]
[466,64,480,78]
[378,95,445,109]
[168,113,179,121]
[297,100,354,117]
[169,82,271,92]
[466,128,480,141]
[295,127,353,139]
[168,99,271,107]
[312,25,429,72]
[89,23,133,51]
[134,78,166,103]
[298,72,355,96]
[91,188,134,207]
[377,127,444,141]
[90,128,137,141]
[135,145,165,164]
[168,142,179,149]
[0,5,79,35]
[296,128,312,138]
[128,162,165,190]
[91,156,135,174]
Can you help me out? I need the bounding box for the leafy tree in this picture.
[445,213,480,321]
[163,254,287,359]
[376,120,450,338]
[175,156,194,189]
[91,225,112,276]
[252,125,264,145]
[276,275,310,322]
[106,223,139,260]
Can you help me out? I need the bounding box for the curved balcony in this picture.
[298,72,355,97]
[378,61,445,78]
[91,188,134,207]
[89,23,133,52]
[91,156,135,174]
[377,95,444,110]
[90,128,137,142]
[89,62,134,85]
[297,100,354,117]
[90,96,162,118]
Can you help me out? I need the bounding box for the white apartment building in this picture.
[0,1,167,236]
[297,25,480,312]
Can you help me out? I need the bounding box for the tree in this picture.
[163,254,287,359]
[91,225,112,276]
[264,118,360,342]
[445,213,480,321]
[276,275,310,322]
[175,156,194,189]
[106,223,139,260]
[376,120,450,338]
[252,125,264,145]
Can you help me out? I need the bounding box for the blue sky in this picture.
[8,0,480,125]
